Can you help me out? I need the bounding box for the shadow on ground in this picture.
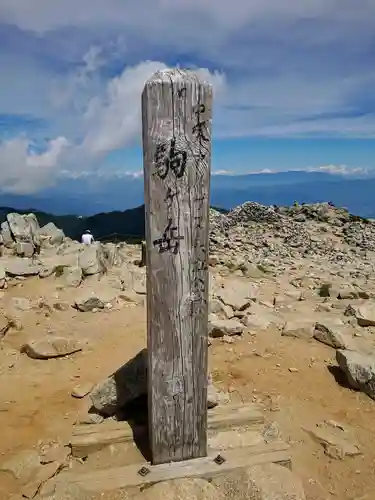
[327,364,357,391]
[87,349,151,460]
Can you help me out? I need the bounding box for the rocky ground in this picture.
[1,203,375,499]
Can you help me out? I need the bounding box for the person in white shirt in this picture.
[81,230,95,245]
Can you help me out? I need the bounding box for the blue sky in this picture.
[0,0,374,195]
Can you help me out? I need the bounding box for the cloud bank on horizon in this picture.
[0,0,374,194]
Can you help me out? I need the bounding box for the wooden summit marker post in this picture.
[142,69,212,465]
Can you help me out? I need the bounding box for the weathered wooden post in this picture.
[139,240,146,267]
[142,69,212,465]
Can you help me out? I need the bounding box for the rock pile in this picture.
[3,201,375,499]
[0,212,130,290]
[209,201,375,266]
[1,204,375,399]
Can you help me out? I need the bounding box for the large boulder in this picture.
[78,243,109,276]
[3,258,41,277]
[216,279,258,312]
[61,266,82,288]
[89,349,148,416]
[282,320,315,340]
[209,298,234,319]
[313,320,354,349]
[7,213,40,247]
[353,303,375,327]
[336,349,375,400]
[209,316,245,337]
[40,242,81,273]
[39,222,65,246]
[56,240,81,257]
[90,349,219,416]
[1,221,14,248]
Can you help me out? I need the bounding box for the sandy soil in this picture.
[0,275,374,500]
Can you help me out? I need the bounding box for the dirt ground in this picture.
[1,275,375,500]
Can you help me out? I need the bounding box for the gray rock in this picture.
[304,422,361,459]
[89,349,148,416]
[282,320,315,340]
[53,301,70,311]
[75,296,105,312]
[216,279,258,311]
[22,337,82,359]
[39,266,57,278]
[242,314,272,331]
[133,280,146,295]
[61,266,82,288]
[314,320,353,349]
[3,258,41,277]
[209,317,245,337]
[1,221,14,248]
[7,213,40,250]
[78,243,108,276]
[354,304,375,326]
[261,421,281,444]
[337,285,360,300]
[295,213,306,222]
[90,350,219,416]
[39,222,65,246]
[336,349,375,399]
[209,298,234,319]
[56,240,81,258]
[76,413,104,425]
[230,260,266,279]
[118,291,144,306]
[15,242,34,258]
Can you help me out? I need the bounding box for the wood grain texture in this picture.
[70,403,265,458]
[51,442,291,492]
[142,69,212,465]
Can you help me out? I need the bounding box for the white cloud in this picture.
[211,165,371,177]
[212,169,233,175]
[0,136,70,194]
[0,59,225,192]
[307,164,369,176]
[81,61,226,157]
[81,61,169,156]
[0,0,374,194]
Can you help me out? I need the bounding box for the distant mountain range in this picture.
[1,170,374,218]
[0,170,374,241]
